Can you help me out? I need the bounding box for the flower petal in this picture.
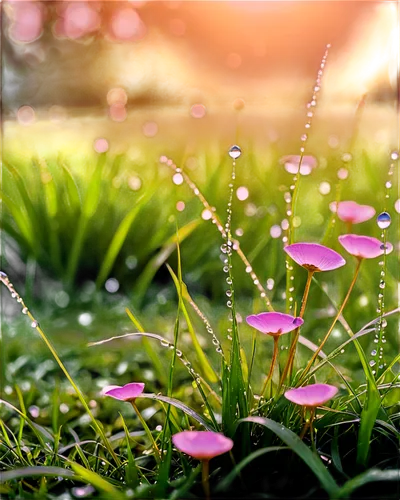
[284,383,338,407]
[172,431,233,460]
[329,201,375,224]
[284,243,346,272]
[339,234,393,259]
[246,312,303,335]
[104,382,145,401]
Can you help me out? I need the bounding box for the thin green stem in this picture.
[29,316,120,466]
[309,408,316,453]
[247,331,257,397]
[131,401,161,463]
[279,270,314,388]
[202,459,211,500]
[260,335,280,398]
[299,258,363,384]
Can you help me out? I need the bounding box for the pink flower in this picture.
[104,382,145,401]
[329,201,375,224]
[284,243,346,272]
[172,431,233,460]
[339,235,393,259]
[246,312,303,335]
[279,155,317,176]
[284,383,338,407]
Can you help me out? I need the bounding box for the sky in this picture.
[2,1,398,112]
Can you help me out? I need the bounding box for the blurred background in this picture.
[1,1,399,386]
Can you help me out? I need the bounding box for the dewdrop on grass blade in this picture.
[372,154,396,376]
[224,146,240,342]
[281,44,331,314]
[0,272,121,466]
[161,154,274,311]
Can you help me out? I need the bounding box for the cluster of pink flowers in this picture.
[102,197,392,469]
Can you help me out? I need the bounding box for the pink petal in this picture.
[246,312,303,335]
[284,243,346,272]
[279,155,317,176]
[172,431,233,460]
[339,234,393,259]
[329,201,375,224]
[104,382,145,401]
[284,383,338,407]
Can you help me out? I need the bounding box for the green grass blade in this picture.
[124,308,167,385]
[337,469,400,498]
[70,462,124,499]
[134,219,200,305]
[238,417,339,498]
[215,446,287,492]
[167,264,218,383]
[120,415,140,488]
[0,466,76,483]
[161,232,183,453]
[141,393,215,431]
[96,192,151,289]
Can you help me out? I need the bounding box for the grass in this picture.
[1,66,399,499]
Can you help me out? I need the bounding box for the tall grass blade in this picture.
[141,393,215,430]
[70,462,125,499]
[337,469,400,498]
[167,264,218,383]
[239,417,339,498]
[134,219,200,305]
[0,466,75,482]
[96,192,151,289]
[124,308,167,385]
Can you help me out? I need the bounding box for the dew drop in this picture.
[371,350,377,356]
[31,321,38,328]
[390,150,399,161]
[369,360,376,367]
[385,181,392,189]
[377,212,391,229]
[22,307,28,314]
[228,145,242,159]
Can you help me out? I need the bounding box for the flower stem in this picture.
[260,335,280,398]
[202,459,211,500]
[309,408,316,453]
[279,270,314,388]
[131,401,161,463]
[299,258,363,384]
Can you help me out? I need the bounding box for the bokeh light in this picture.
[142,121,158,137]
[270,225,282,238]
[105,278,120,293]
[109,103,127,122]
[17,105,36,126]
[107,88,128,106]
[109,7,146,41]
[190,104,206,119]
[236,186,249,201]
[94,138,109,153]
[8,1,44,44]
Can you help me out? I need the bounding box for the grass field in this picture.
[1,66,399,500]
